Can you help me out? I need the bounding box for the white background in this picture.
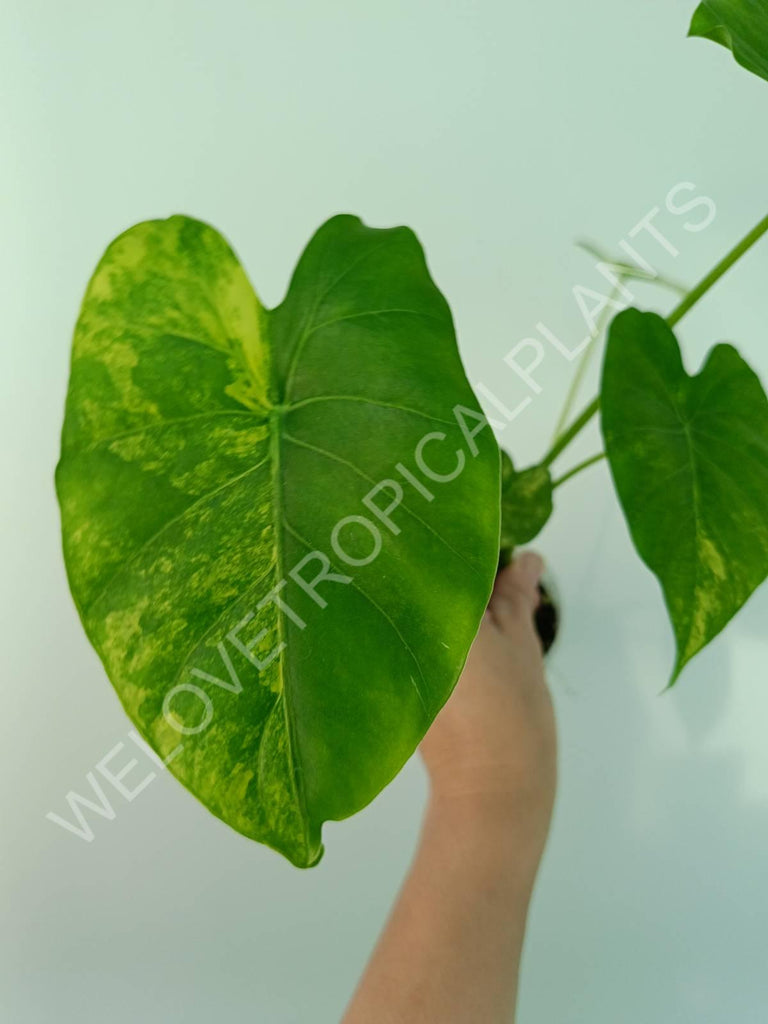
[3,1,768,1020]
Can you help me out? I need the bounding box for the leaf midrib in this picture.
[268,406,313,859]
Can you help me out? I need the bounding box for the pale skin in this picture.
[342,552,557,1024]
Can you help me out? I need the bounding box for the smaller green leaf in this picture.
[689,1,768,84]
[499,450,553,555]
[601,308,768,685]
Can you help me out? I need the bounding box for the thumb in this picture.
[490,551,544,633]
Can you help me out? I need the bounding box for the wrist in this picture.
[424,787,553,879]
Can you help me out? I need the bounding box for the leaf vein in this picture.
[281,518,432,720]
[86,454,271,615]
[282,432,483,581]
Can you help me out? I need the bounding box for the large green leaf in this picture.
[499,450,553,558]
[601,308,768,684]
[56,214,500,866]
[689,0,768,84]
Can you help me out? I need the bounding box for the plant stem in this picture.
[551,452,606,489]
[541,211,768,466]
[550,249,691,448]
[667,212,768,327]
[550,281,624,444]
[541,396,600,467]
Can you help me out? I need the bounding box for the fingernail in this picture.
[517,550,544,585]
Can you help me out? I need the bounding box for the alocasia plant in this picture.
[57,5,768,864]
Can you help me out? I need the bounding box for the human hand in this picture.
[420,552,557,862]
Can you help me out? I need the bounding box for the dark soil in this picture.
[534,581,558,654]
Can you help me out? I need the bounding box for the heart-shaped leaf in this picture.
[689,0,768,84]
[499,450,553,558]
[601,308,768,684]
[56,214,500,866]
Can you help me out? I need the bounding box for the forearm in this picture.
[343,554,555,1024]
[341,793,544,1024]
